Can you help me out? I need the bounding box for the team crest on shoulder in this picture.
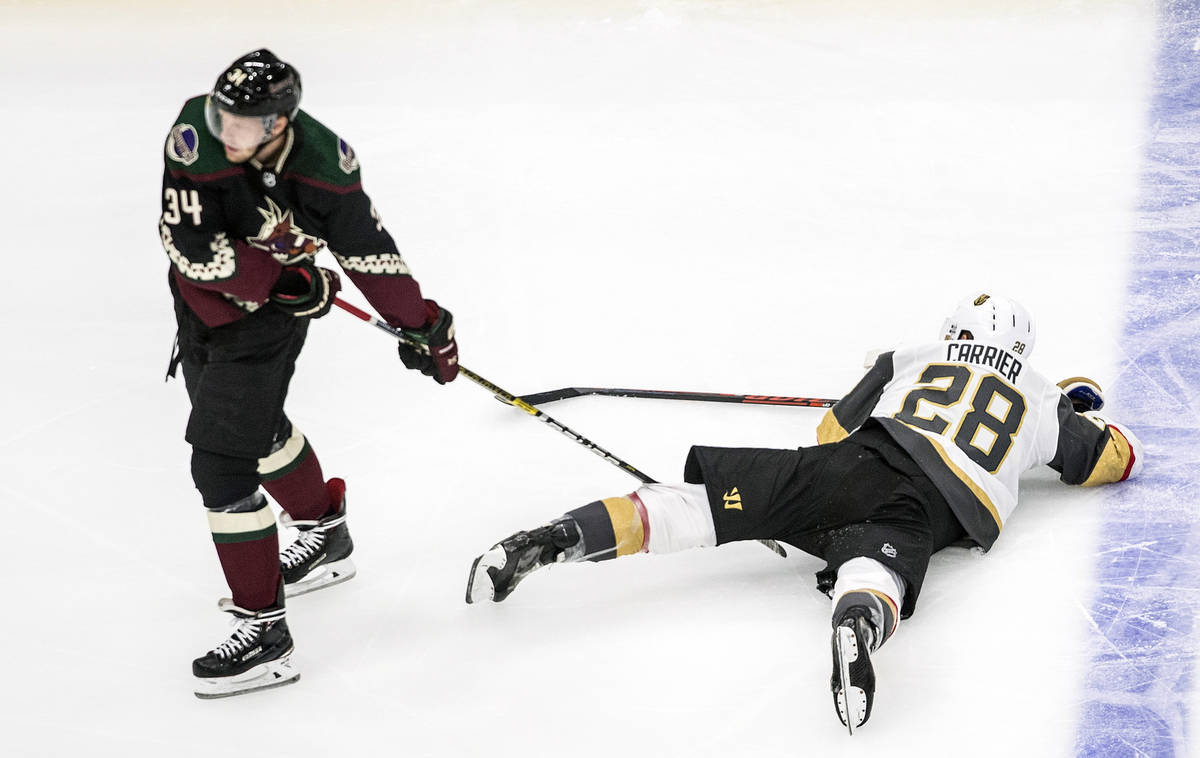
[167,123,200,166]
[248,197,326,263]
[338,138,359,174]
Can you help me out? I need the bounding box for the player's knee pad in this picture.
[832,557,904,644]
[191,448,260,509]
[634,482,717,554]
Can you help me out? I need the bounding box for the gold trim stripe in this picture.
[817,409,849,445]
[848,588,900,635]
[1082,428,1135,487]
[601,496,645,557]
[207,504,276,536]
[1056,376,1102,392]
[924,436,1003,531]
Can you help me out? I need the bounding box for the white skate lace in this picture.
[279,510,346,570]
[213,617,266,659]
[280,528,325,569]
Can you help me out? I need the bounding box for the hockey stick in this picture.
[512,386,838,408]
[332,297,787,558]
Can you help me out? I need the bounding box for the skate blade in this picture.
[194,655,300,699]
[833,626,867,734]
[465,547,504,604]
[284,557,357,599]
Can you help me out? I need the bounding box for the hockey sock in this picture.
[564,494,649,562]
[208,491,283,610]
[258,425,332,522]
[833,591,898,650]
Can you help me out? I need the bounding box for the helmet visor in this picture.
[204,96,279,151]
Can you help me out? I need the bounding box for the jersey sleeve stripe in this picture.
[816,409,850,444]
[282,172,364,195]
[1117,428,1138,481]
[168,165,245,183]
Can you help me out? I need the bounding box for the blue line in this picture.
[1076,2,1200,756]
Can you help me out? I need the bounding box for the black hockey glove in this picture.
[268,261,341,319]
[397,300,458,384]
[1057,376,1105,413]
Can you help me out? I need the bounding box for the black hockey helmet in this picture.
[210,48,301,119]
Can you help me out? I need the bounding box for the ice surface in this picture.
[0,1,1175,756]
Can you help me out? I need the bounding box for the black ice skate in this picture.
[831,606,879,734]
[193,599,299,699]
[465,519,581,604]
[280,486,355,598]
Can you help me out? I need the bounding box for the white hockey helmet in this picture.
[940,292,1036,358]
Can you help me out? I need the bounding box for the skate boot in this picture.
[193,599,298,699]
[831,606,879,734]
[466,518,582,603]
[280,479,355,598]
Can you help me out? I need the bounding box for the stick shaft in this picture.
[516,386,837,408]
[333,297,656,483]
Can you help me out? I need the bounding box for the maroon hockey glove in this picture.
[269,261,341,319]
[397,300,458,384]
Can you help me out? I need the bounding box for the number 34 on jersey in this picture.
[163,187,202,226]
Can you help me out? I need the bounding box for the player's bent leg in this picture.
[258,422,356,598]
[829,557,904,734]
[466,484,717,604]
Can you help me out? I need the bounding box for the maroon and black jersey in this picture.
[160,95,430,329]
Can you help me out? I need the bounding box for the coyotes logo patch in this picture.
[248,198,326,263]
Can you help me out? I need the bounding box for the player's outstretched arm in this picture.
[817,352,895,444]
[1049,396,1143,486]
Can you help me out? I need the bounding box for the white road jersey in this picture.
[817,340,1141,549]
[873,341,1059,530]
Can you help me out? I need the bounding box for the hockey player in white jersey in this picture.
[465,293,1142,733]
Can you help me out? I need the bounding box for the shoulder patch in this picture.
[167,123,200,166]
[338,138,359,174]
[286,111,362,189]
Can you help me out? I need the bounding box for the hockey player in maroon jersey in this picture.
[465,293,1142,733]
[162,49,459,698]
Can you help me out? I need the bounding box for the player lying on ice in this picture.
[466,293,1143,733]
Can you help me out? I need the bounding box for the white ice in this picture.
[0,1,1167,756]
